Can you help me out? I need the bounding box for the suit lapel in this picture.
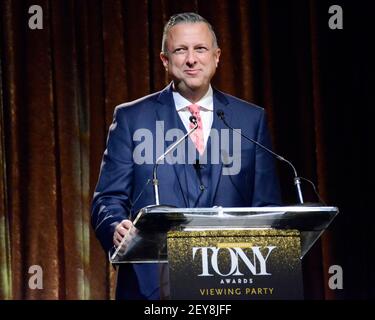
[210,89,231,204]
[155,84,188,207]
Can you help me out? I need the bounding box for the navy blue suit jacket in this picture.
[91,84,282,299]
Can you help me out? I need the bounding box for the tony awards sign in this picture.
[167,229,303,299]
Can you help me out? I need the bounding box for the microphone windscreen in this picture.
[189,115,197,125]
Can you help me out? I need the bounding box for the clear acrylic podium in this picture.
[109,205,338,263]
[109,205,338,299]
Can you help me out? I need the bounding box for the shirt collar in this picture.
[173,85,213,111]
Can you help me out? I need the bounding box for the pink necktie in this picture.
[188,104,204,155]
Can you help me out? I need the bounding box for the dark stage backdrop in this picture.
[0,0,373,299]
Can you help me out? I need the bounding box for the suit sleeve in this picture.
[252,110,282,206]
[91,107,134,253]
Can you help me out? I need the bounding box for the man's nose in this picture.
[186,49,197,66]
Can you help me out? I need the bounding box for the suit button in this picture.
[199,185,205,191]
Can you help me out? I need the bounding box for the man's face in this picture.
[160,22,221,98]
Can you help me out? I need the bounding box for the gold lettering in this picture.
[244,287,275,295]
[200,288,207,295]
[199,288,243,295]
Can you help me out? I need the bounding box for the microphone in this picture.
[216,109,304,204]
[152,116,198,205]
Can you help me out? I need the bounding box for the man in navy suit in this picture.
[91,12,282,300]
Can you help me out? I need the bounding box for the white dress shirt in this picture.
[172,86,214,149]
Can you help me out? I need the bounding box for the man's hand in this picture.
[113,219,134,247]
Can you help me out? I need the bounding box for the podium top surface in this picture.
[135,205,338,232]
[141,205,338,214]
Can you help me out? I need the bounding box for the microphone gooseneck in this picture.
[152,116,198,205]
[217,109,304,204]
[111,117,199,261]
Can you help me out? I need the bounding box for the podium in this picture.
[110,205,338,300]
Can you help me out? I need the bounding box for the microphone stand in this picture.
[110,116,198,262]
[217,110,304,204]
[152,116,198,205]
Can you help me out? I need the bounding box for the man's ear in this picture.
[160,52,169,70]
[215,48,221,67]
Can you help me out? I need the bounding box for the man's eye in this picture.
[174,48,186,54]
[196,47,208,53]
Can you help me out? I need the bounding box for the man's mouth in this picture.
[184,69,200,75]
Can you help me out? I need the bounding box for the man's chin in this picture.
[174,79,208,94]
[184,79,207,91]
